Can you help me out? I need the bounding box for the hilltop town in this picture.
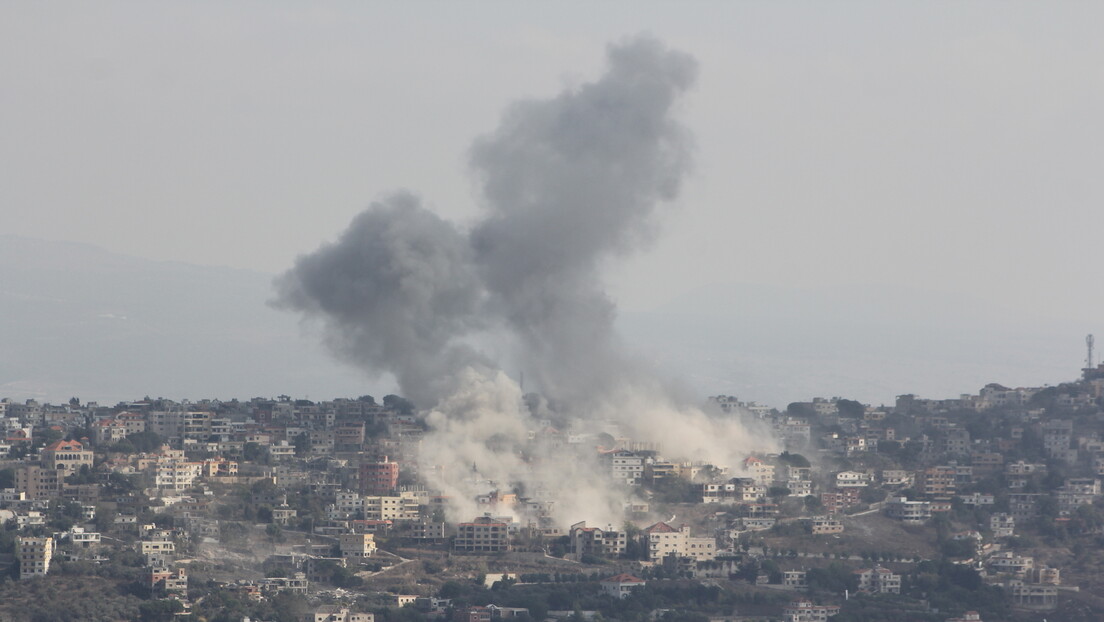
[4,359,1104,622]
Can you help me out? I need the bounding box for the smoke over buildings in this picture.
[275,35,774,526]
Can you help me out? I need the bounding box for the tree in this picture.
[778,452,811,468]
[139,599,184,622]
[243,442,266,463]
[265,523,284,542]
[293,432,310,457]
[786,403,816,419]
[837,399,865,419]
[383,394,415,415]
[768,486,791,501]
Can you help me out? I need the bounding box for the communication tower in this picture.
[1087,334,1095,370]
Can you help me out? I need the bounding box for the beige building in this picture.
[16,536,53,579]
[41,439,94,476]
[853,566,901,594]
[643,521,716,562]
[455,516,510,552]
[810,516,844,535]
[14,465,60,500]
[339,533,377,561]
[570,522,627,558]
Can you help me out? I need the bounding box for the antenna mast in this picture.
[1087,334,1095,369]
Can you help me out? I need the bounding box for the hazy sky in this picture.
[4,2,1103,321]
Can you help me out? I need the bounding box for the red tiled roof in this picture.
[645,521,677,533]
[44,439,83,452]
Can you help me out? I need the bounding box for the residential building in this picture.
[360,457,399,496]
[783,570,808,591]
[1008,580,1058,610]
[885,497,931,524]
[782,600,841,622]
[455,516,509,552]
[810,516,843,535]
[835,471,870,488]
[14,465,60,500]
[916,466,957,497]
[609,451,645,485]
[854,566,901,594]
[339,533,376,561]
[600,574,645,599]
[16,536,53,579]
[570,522,627,558]
[990,513,1015,538]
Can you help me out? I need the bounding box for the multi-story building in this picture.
[641,522,716,562]
[147,410,183,440]
[570,522,627,558]
[743,457,775,486]
[149,567,188,596]
[834,471,870,488]
[820,489,861,514]
[361,494,420,522]
[609,451,645,485]
[455,516,509,552]
[783,570,808,591]
[853,566,900,593]
[916,466,956,497]
[183,411,213,441]
[942,429,971,455]
[360,457,399,496]
[338,533,376,562]
[885,497,931,524]
[881,470,913,488]
[782,600,841,622]
[988,551,1034,576]
[155,456,202,491]
[14,465,60,500]
[990,513,1015,537]
[810,516,843,535]
[16,536,53,579]
[1008,581,1058,610]
[41,439,94,477]
[405,520,447,542]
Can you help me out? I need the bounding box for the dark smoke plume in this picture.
[276,35,697,407]
[273,192,487,406]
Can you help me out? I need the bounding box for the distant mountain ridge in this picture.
[0,235,1086,409]
[619,281,1084,408]
[0,235,373,404]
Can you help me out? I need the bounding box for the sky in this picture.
[3,3,1104,405]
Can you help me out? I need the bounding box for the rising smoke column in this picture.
[276,36,774,525]
[469,36,696,403]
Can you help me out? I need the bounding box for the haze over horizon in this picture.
[2,3,1102,409]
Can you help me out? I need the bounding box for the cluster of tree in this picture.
[0,575,144,622]
[106,431,165,455]
[187,589,309,622]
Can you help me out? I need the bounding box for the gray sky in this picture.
[3,3,1103,394]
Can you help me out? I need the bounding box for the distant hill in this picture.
[0,236,1086,409]
[0,235,375,404]
[619,282,1084,408]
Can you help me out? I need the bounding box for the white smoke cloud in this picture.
[276,35,777,528]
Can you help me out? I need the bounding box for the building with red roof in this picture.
[600,573,645,599]
[41,439,94,476]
